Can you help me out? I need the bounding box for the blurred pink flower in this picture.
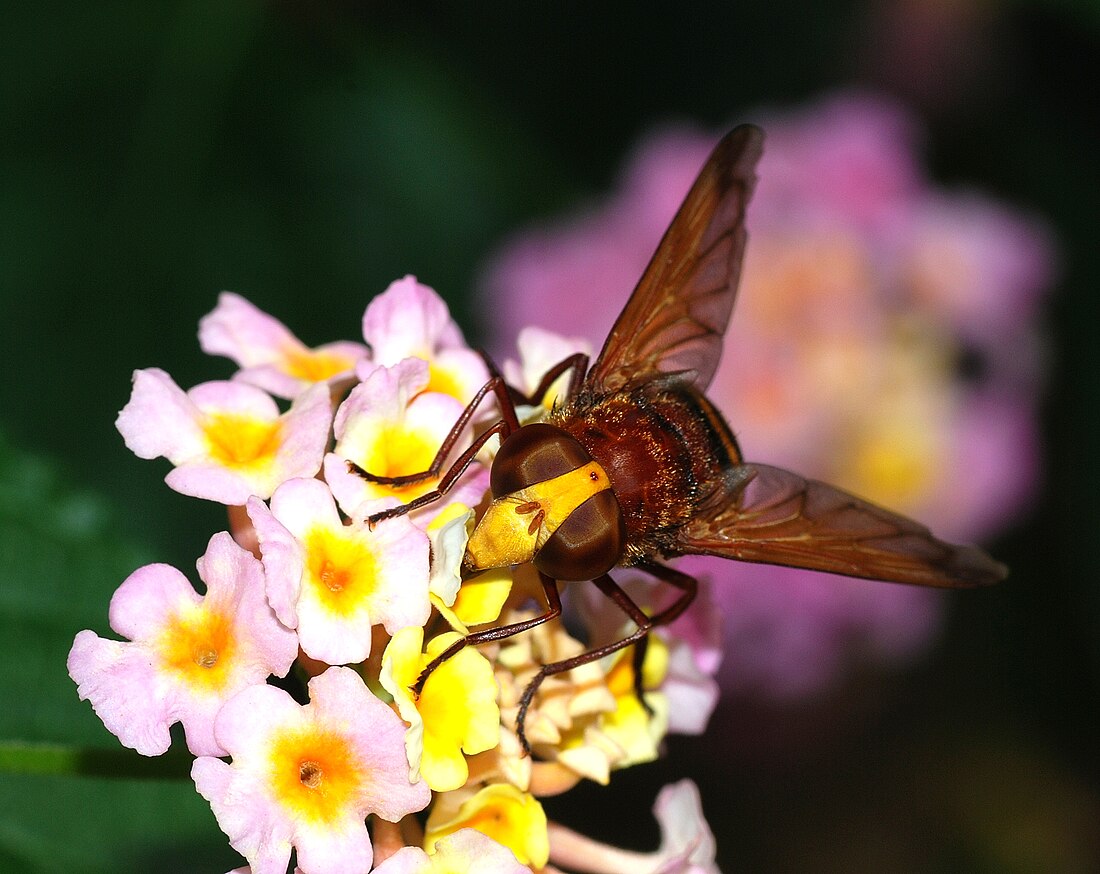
[480,92,1055,698]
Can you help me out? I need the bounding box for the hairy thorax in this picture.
[550,382,741,563]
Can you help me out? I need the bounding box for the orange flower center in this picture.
[305,527,378,614]
[269,728,362,824]
[159,605,235,691]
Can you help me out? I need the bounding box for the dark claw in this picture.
[345,459,383,482]
[631,639,653,716]
[515,708,532,759]
[365,503,414,530]
[515,669,549,758]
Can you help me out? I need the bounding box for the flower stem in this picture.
[547,822,653,874]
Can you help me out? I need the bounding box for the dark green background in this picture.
[2,2,1097,871]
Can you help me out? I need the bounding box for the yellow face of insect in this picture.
[464,461,612,571]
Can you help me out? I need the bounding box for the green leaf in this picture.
[0,741,193,780]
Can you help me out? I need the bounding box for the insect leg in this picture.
[346,374,522,487]
[478,350,590,408]
[366,418,512,526]
[627,561,699,708]
[525,353,590,406]
[514,573,654,754]
[636,560,699,625]
[411,571,563,696]
[476,350,531,409]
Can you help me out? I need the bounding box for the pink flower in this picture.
[361,275,489,406]
[323,358,488,524]
[546,780,718,874]
[247,478,431,665]
[192,666,431,874]
[67,532,297,756]
[199,292,369,399]
[116,369,332,505]
[479,91,1054,697]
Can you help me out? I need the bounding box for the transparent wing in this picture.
[587,124,764,394]
[676,463,1007,588]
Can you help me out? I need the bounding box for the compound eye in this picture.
[534,490,625,581]
[491,423,592,497]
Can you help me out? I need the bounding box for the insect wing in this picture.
[677,463,1007,588]
[586,124,765,395]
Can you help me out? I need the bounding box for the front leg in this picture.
[523,352,590,408]
[363,418,512,526]
[348,373,522,488]
[478,350,589,412]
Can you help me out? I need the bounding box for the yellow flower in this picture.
[599,638,671,769]
[382,628,500,792]
[426,784,548,869]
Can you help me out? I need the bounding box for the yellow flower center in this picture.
[304,527,378,614]
[203,413,282,470]
[283,347,355,382]
[605,650,637,699]
[269,728,362,825]
[378,425,439,480]
[605,635,668,698]
[159,604,235,692]
[351,423,443,502]
[424,363,463,404]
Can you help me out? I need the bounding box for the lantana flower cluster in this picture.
[481,92,1055,699]
[69,276,722,874]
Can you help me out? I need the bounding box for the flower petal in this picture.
[116,368,205,462]
[69,533,296,757]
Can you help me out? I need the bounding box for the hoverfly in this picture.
[353,125,1006,750]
